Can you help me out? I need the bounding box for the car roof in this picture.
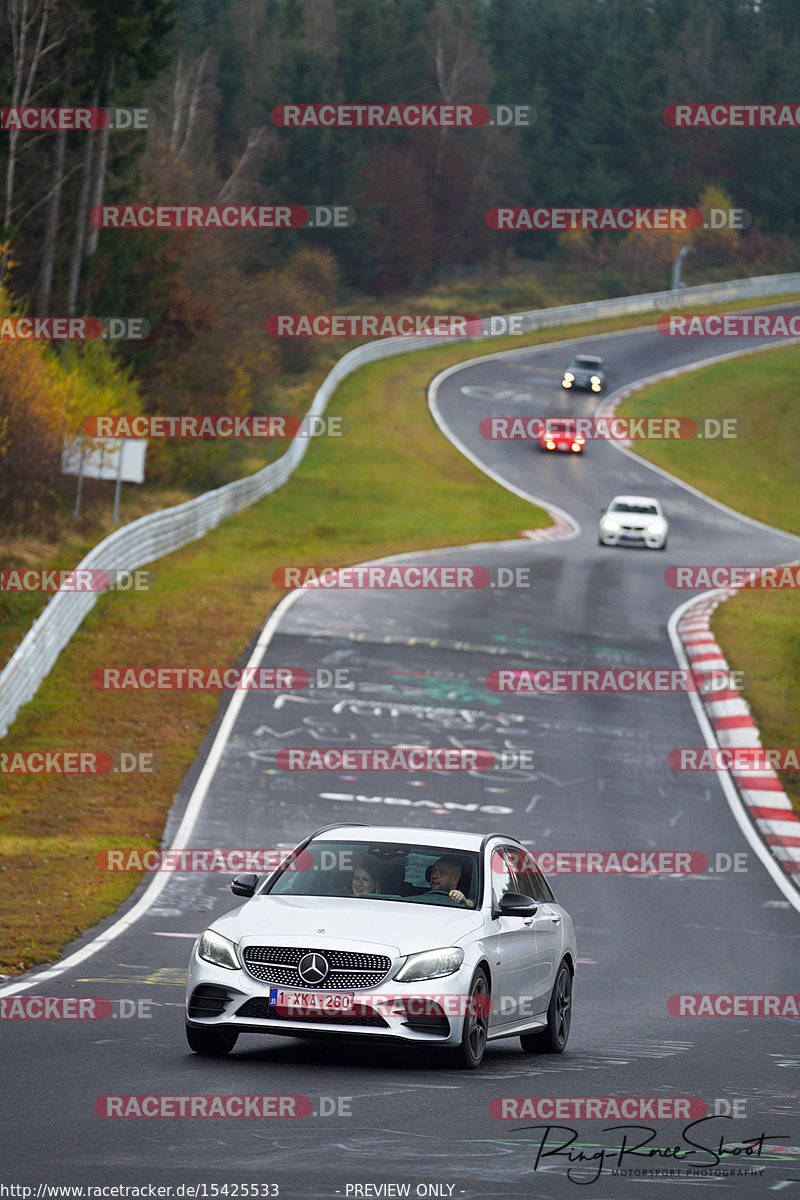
[608,494,661,505]
[572,354,603,363]
[309,824,513,851]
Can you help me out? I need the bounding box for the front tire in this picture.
[520,960,572,1054]
[449,971,489,1069]
[186,1022,239,1057]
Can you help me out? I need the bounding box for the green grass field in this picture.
[616,343,800,816]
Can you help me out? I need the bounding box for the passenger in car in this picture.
[351,862,381,896]
[428,858,475,908]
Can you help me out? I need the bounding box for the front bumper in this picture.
[599,526,666,549]
[185,948,475,1047]
[562,377,603,392]
[540,439,584,452]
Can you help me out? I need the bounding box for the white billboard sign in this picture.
[61,437,146,483]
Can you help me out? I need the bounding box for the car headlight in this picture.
[647,521,666,534]
[590,375,601,384]
[602,517,620,532]
[198,929,241,970]
[394,947,464,982]
[546,439,556,449]
[563,372,574,382]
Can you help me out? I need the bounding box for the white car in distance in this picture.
[599,494,668,550]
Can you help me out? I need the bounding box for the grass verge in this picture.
[616,343,800,817]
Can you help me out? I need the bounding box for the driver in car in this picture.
[428,858,475,908]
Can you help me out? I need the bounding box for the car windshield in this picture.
[264,840,481,908]
[571,357,602,369]
[612,501,659,514]
[548,421,574,431]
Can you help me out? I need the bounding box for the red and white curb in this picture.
[677,591,800,887]
[522,512,579,543]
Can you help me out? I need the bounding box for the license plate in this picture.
[269,988,354,1013]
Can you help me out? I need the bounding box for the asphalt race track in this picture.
[2,319,800,1197]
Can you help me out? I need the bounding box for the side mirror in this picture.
[496,891,537,918]
[231,873,259,897]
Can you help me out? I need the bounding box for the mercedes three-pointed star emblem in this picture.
[298,951,330,986]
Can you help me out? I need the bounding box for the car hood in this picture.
[210,895,484,957]
[570,366,601,380]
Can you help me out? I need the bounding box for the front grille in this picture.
[241,945,392,990]
[236,997,388,1027]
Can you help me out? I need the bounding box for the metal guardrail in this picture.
[2,270,799,738]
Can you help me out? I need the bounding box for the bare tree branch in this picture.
[217,126,272,202]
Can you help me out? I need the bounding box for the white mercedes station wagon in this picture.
[185,824,577,1069]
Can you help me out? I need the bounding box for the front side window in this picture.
[490,847,519,907]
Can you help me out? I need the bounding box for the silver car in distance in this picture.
[185,823,577,1069]
[562,354,606,392]
[599,494,668,550]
